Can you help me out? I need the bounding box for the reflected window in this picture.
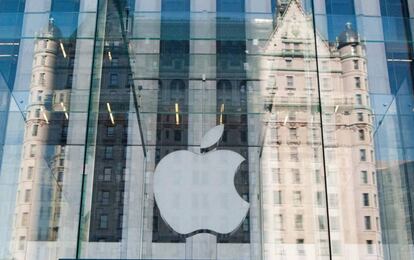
[274,190,282,204]
[360,149,366,161]
[289,128,297,139]
[111,57,119,66]
[116,191,124,203]
[39,73,45,85]
[351,46,357,55]
[107,126,114,137]
[21,212,28,226]
[36,91,42,102]
[99,214,108,229]
[355,77,361,88]
[363,193,370,206]
[18,236,25,250]
[361,170,368,184]
[353,60,359,70]
[366,240,373,254]
[356,94,362,105]
[296,239,305,255]
[313,148,319,161]
[290,147,299,161]
[99,191,110,204]
[272,168,281,183]
[35,109,40,118]
[170,79,186,101]
[110,73,118,86]
[31,125,38,136]
[318,215,326,230]
[286,76,294,87]
[104,146,113,159]
[295,214,303,230]
[364,216,372,230]
[292,169,300,183]
[57,172,63,182]
[29,144,36,157]
[27,167,33,180]
[174,130,181,141]
[358,129,365,140]
[320,239,329,255]
[315,170,321,184]
[102,168,112,181]
[288,111,296,122]
[329,193,339,208]
[24,189,31,203]
[293,191,302,205]
[357,112,364,122]
[316,191,324,207]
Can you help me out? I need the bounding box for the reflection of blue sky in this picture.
[320,1,414,163]
[50,0,80,37]
[325,0,357,42]
[50,12,80,37]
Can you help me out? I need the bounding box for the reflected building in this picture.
[10,19,74,260]
[377,160,414,260]
[260,1,381,258]
[2,0,414,260]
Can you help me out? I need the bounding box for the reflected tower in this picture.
[10,19,70,260]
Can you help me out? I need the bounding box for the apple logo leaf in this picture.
[200,124,224,151]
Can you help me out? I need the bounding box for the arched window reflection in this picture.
[170,79,186,103]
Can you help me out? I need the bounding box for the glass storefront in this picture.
[1,0,414,259]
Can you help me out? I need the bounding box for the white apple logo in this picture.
[153,124,249,235]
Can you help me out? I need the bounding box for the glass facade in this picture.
[1,0,414,259]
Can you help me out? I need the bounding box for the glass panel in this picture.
[2,0,414,259]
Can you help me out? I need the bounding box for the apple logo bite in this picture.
[153,124,249,235]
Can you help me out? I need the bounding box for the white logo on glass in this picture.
[153,124,249,235]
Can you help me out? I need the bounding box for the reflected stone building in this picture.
[260,1,381,259]
[10,20,73,260]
